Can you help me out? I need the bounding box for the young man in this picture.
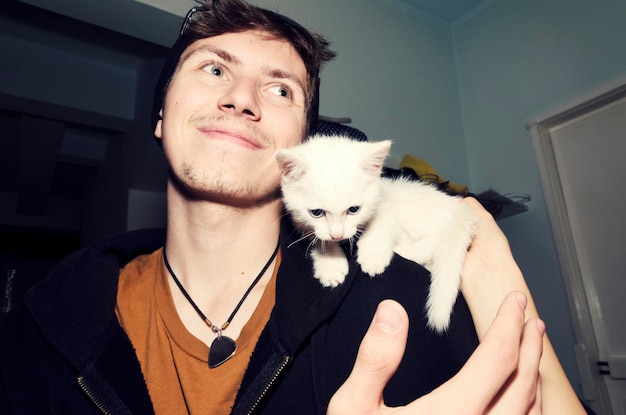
[0,0,589,414]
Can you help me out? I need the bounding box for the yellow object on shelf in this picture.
[400,154,469,194]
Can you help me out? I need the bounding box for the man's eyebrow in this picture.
[180,44,240,65]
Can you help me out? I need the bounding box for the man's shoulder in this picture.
[90,228,166,256]
[69,228,166,270]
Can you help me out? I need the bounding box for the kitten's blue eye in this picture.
[309,209,324,218]
[347,206,360,215]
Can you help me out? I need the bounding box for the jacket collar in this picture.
[24,219,356,372]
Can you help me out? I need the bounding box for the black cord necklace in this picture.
[163,241,279,368]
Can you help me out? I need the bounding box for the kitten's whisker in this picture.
[347,236,356,255]
[305,237,318,256]
[347,228,366,255]
[287,231,316,248]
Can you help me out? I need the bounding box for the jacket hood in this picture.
[25,228,166,371]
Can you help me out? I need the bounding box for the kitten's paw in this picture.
[356,250,392,277]
[314,257,349,287]
[356,238,394,277]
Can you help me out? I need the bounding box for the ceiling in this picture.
[11,0,488,49]
[132,0,487,22]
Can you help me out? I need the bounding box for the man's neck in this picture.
[162,192,283,346]
[164,191,282,288]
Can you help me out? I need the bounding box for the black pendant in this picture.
[208,335,237,368]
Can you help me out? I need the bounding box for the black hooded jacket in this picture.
[0,220,479,414]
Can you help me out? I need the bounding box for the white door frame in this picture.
[527,80,626,414]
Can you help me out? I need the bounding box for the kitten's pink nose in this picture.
[330,233,344,241]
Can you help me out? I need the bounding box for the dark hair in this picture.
[152,0,336,137]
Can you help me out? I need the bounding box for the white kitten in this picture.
[276,134,478,332]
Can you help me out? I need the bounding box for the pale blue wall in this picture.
[254,0,470,183]
[453,0,626,394]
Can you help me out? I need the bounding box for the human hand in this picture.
[328,292,544,415]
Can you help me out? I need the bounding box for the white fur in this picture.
[276,135,478,332]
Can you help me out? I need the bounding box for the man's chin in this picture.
[170,176,282,209]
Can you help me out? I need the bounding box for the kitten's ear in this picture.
[276,151,307,181]
[363,140,392,174]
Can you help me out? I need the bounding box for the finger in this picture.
[417,292,528,414]
[327,300,408,414]
[487,318,545,414]
[529,373,542,415]
[509,318,545,409]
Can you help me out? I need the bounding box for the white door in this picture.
[529,86,626,415]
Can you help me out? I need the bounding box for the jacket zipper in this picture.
[247,355,290,415]
[77,375,112,415]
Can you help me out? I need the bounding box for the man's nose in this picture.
[217,78,261,120]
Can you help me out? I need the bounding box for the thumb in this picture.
[328,300,409,414]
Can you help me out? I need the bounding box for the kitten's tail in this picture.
[426,201,478,333]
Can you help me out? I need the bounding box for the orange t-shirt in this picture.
[115,248,278,414]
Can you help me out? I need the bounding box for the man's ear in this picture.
[154,109,163,139]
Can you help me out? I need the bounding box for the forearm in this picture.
[460,240,586,414]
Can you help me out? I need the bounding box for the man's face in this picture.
[154,30,308,207]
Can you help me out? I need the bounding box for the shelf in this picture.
[474,189,529,220]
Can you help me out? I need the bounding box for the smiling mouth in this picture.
[198,128,263,149]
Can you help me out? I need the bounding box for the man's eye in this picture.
[309,209,324,218]
[203,64,224,77]
[268,85,292,99]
